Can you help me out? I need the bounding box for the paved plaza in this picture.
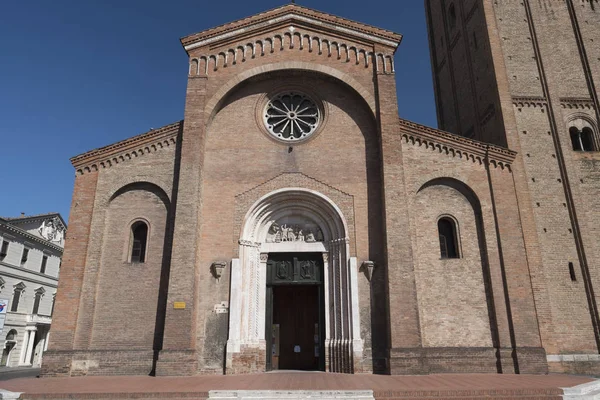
[0,372,596,399]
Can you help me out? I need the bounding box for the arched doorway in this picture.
[226,188,362,373]
[1,330,17,366]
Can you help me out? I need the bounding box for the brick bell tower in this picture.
[426,0,600,374]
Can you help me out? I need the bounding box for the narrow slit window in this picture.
[569,262,577,282]
[438,217,460,259]
[131,222,148,263]
[449,3,457,30]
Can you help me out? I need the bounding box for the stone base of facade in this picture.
[354,348,373,374]
[224,341,371,375]
[548,354,600,375]
[513,347,548,374]
[41,349,155,377]
[389,347,547,375]
[226,345,267,375]
[155,350,198,376]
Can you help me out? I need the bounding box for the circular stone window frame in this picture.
[256,86,328,146]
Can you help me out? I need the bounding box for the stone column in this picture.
[258,253,269,343]
[21,328,37,366]
[44,331,50,352]
[322,252,330,371]
[35,329,48,366]
[18,330,31,366]
[349,256,363,370]
[226,258,242,360]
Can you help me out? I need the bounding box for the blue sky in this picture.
[0,0,436,222]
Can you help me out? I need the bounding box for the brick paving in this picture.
[0,372,594,399]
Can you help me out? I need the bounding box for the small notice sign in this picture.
[174,302,186,309]
[294,345,301,353]
[0,299,8,314]
[0,299,9,335]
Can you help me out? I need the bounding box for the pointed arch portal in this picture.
[227,188,362,373]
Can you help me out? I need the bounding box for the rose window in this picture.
[264,92,320,141]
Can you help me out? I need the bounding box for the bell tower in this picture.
[426,0,600,375]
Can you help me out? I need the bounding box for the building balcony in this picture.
[25,314,52,325]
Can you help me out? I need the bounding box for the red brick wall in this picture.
[427,0,600,370]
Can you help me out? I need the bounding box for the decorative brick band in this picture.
[560,97,596,110]
[70,121,182,176]
[189,30,394,77]
[512,96,548,108]
[399,118,516,169]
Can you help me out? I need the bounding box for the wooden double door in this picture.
[266,253,325,371]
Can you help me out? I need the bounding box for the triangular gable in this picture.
[181,4,402,52]
[3,212,67,230]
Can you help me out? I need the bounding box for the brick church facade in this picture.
[42,2,600,377]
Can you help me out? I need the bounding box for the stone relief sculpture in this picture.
[266,219,324,243]
[39,218,65,243]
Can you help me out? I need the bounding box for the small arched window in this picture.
[130,221,148,263]
[449,3,457,30]
[438,217,460,259]
[570,126,595,151]
[5,330,16,342]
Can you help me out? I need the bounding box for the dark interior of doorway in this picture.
[266,252,325,372]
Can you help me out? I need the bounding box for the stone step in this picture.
[208,390,375,399]
[14,389,565,400]
[18,393,209,400]
[373,388,564,399]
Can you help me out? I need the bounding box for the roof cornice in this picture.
[71,121,182,175]
[181,4,402,52]
[4,213,67,230]
[0,221,64,253]
[399,118,517,169]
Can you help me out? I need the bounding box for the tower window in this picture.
[570,126,595,151]
[438,217,460,259]
[449,3,457,30]
[130,221,148,263]
[569,262,577,282]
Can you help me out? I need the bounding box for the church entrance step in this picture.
[208,390,375,399]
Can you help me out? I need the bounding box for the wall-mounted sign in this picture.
[0,299,8,314]
[0,299,9,335]
[173,302,186,309]
[213,301,229,314]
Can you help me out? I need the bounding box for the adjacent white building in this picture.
[0,213,65,367]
